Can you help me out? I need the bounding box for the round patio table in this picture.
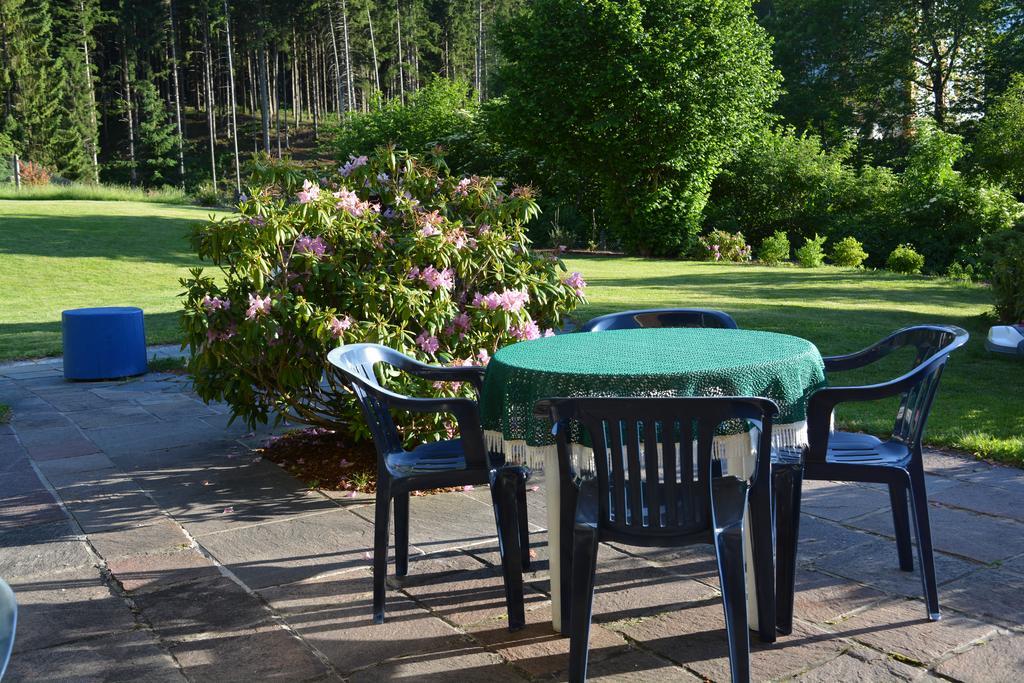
[480,327,827,632]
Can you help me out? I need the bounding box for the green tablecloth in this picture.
[481,327,826,464]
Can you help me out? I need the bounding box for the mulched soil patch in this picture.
[257,427,462,496]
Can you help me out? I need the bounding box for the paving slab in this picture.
[795,645,923,681]
[850,503,1024,564]
[611,601,845,681]
[34,451,118,477]
[16,426,100,460]
[8,566,139,653]
[931,481,1024,522]
[166,623,335,681]
[940,565,1024,627]
[0,488,66,532]
[132,575,272,642]
[3,629,186,683]
[835,598,997,666]
[87,518,192,560]
[800,480,894,522]
[260,569,469,675]
[557,647,701,682]
[0,521,95,580]
[66,402,161,429]
[197,508,374,589]
[350,645,528,682]
[107,547,221,593]
[791,566,889,626]
[934,630,1024,683]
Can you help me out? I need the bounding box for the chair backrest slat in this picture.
[547,397,776,541]
[579,308,738,333]
[327,344,412,457]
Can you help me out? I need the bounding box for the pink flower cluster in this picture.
[418,210,444,237]
[245,293,273,320]
[328,315,352,338]
[563,271,587,296]
[472,288,530,312]
[454,177,474,196]
[297,179,320,204]
[206,322,237,343]
[339,155,369,177]
[445,228,476,250]
[294,235,328,256]
[420,266,455,291]
[416,330,440,354]
[332,188,376,217]
[201,295,230,312]
[511,320,541,341]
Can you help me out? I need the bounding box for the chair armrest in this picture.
[393,357,486,392]
[358,381,489,467]
[822,345,891,372]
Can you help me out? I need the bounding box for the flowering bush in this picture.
[181,149,585,443]
[18,160,51,185]
[699,229,752,262]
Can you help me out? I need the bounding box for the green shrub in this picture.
[181,149,583,444]
[945,262,975,283]
[699,229,752,262]
[830,236,868,267]
[984,230,1024,322]
[758,230,791,265]
[496,0,779,256]
[192,180,224,207]
[795,234,827,268]
[325,79,494,176]
[887,244,925,274]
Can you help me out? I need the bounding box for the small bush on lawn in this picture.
[945,262,975,283]
[758,230,790,265]
[985,230,1024,322]
[181,148,584,444]
[887,244,925,274]
[18,160,50,185]
[795,234,827,268]
[699,229,752,262]
[830,236,868,268]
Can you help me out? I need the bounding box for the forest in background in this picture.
[0,0,522,191]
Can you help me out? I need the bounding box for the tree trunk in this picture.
[222,0,241,193]
[121,43,138,185]
[167,0,186,188]
[258,43,271,152]
[396,0,405,102]
[202,21,217,186]
[79,0,99,183]
[341,0,354,109]
[367,5,380,101]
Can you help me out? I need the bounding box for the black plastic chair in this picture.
[327,344,530,629]
[773,325,969,634]
[539,396,778,683]
[578,308,738,332]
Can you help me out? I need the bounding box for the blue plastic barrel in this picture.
[62,307,148,380]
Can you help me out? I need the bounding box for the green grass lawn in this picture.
[0,200,218,359]
[0,201,1019,463]
[566,256,1023,464]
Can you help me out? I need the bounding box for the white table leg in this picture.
[545,450,563,632]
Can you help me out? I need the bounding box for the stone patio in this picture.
[1,349,1022,681]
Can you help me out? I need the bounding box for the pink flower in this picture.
[476,348,491,365]
[477,223,491,235]
[455,177,473,196]
[328,316,352,338]
[339,154,368,177]
[297,179,320,204]
[563,272,587,296]
[201,295,230,312]
[245,293,272,320]
[500,289,530,312]
[407,266,421,280]
[543,328,556,337]
[473,291,503,310]
[416,331,440,354]
[421,266,455,292]
[333,187,371,216]
[511,320,541,341]
[453,312,471,331]
[420,223,441,238]
[446,228,469,249]
[294,235,328,256]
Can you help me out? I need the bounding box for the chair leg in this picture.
[908,462,941,621]
[394,492,410,578]
[372,485,392,624]
[517,471,531,571]
[568,525,599,683]
[888,480,914,572]
[491,469,526,631]
[748,474,776,644]
[712,474,752,683]
[773,463,803,636]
